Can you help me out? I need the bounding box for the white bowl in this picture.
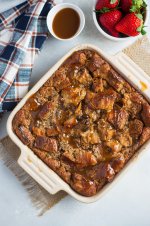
[7,44,150,203]
[47,3,85,41]
[93,0,149,42]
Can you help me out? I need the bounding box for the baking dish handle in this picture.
[112,51,150,99]
[18,149,62,195]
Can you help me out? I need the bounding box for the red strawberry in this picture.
[115,13,146,36]
[96,0,119,11]
[121,0,132,13]
[99,10,122,37]
[121,0,146,13]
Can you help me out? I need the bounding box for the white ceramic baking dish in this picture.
[7,44,150,203]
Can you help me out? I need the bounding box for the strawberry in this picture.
[96,0,119,11]
[121,0,147,13]
[115,13,146,36]
[99,10,122,37]
[121,0,132,13]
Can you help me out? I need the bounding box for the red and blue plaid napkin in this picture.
[0,0,53,113]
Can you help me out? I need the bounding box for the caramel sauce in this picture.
[61,133,78,148]
[67,136,78,148]
[27,95,40,111]
[140,81,148,92]
[52,8,80,39]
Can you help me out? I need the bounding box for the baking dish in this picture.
[7,44,150,203]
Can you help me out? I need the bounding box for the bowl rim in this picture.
[92,0,149,41]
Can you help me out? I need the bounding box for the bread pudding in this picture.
[12,50,150,197]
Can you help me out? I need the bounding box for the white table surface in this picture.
[0,1,150,226]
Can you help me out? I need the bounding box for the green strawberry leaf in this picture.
[141,29,147,35]
[130,5,138,12]
[141,25,147,35]
[136,13,143,20]
[143,1,147,8]
[132,0,143,8]
[95,6,120,13]
[110,0,118,4]
[99,7,110,13]
[137,25,147,35]
[130,0,147,13]
[137,27,142,32]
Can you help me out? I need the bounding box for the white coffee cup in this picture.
[46,3,85,41]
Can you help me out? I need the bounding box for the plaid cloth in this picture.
[0,0,54,113]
